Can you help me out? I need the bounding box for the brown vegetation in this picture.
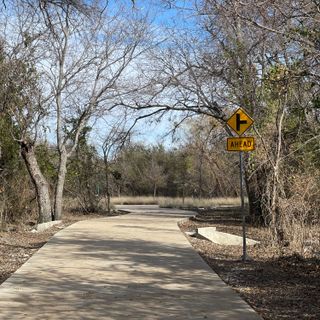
[179,209,320,320]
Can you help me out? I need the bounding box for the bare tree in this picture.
[38,3,151,219]
[0,0,153,221]
[101,119,129,214]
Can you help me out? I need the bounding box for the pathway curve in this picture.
[0,205,261,320]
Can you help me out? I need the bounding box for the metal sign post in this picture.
[239,151,247,261]
[226,107,254,262]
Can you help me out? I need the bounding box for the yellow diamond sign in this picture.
[227,108,254,136]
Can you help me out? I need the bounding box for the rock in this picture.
[197,227,259,246]
[185,230,198,237]
[36,220,62,232]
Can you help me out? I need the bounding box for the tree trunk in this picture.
[20,142,52,223]
[54,150,68,220]
[198,152,203,200]
[0,196,6,231]
[182,185,185,205]
[104,157,111,214]
[270,107,286,243]
[153,183,157,198]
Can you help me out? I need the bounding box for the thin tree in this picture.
[101,120,129,214]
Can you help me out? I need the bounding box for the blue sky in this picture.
[126,1,199,148]
[129,112,184,148]
[88,0,200,149]
[118,0,197,31]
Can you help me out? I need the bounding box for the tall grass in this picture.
[158,197,242,208]
[111,196,242,208]
[110,196,160,205]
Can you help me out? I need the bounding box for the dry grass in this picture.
[110,196,243,208]
[158,197,243,208]
[110,196,159,205]
[63,197,115,213]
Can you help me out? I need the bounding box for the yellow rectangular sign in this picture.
[227,137,255,151]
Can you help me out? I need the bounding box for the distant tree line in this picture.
[62,117,240,212]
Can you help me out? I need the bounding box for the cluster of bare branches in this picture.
[126,0,320,249]
[0,0,153,222]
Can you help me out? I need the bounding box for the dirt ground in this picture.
[1,209,319,319]
[179,217,320,320]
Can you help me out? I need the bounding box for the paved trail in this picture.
[0,205,261,320]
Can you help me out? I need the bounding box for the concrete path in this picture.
[0,205,261,320]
